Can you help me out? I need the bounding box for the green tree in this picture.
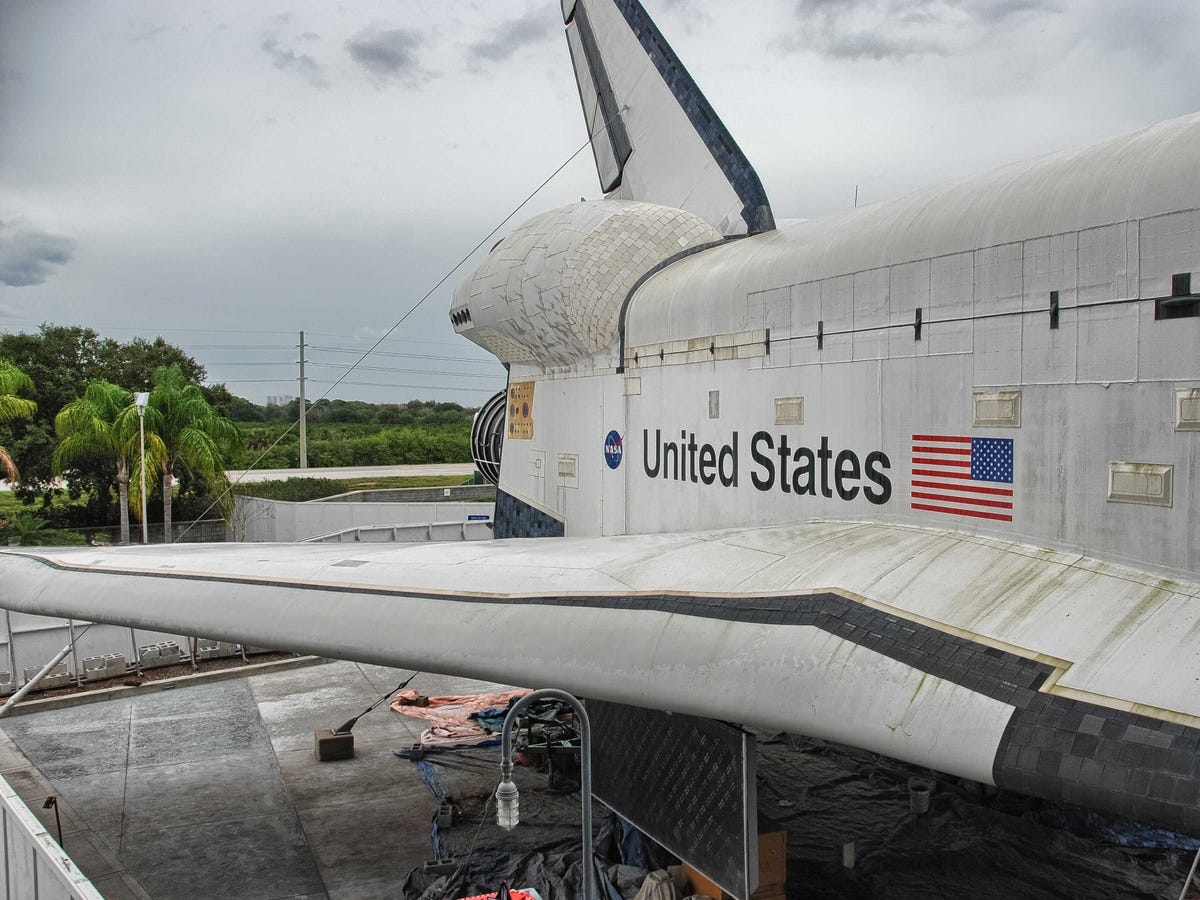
[0,325,209,502]
[53,380,165,544]
[148,365,242,541]
[0,360,37,482]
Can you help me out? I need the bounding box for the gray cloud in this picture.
[0,221,75,287]
[346,28,423,80]
[823,29,944,61]
[467,12,550,64]
[784,0,1060,61]
[128,22,169,42]
[261,37,329,87]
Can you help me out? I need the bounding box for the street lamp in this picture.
[133,392,149,544]
[496,688,594,900]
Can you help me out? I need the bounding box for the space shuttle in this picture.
[1,0,1198,869]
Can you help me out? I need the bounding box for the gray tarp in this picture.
[401,735,1198,899]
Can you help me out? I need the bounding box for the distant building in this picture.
[266,395,296,408]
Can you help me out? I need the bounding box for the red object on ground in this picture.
[456,892,538,900]
[390,688,531,747]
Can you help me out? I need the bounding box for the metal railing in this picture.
[0,775,103,899]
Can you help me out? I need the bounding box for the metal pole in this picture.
[496,689,594,900]
[0,626,91,718]
[135,397,148,544]
[298,330,308,470]
[67,619,81,687]
[4,610,15,689]
[1180,844,1200,900]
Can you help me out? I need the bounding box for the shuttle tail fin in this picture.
[562,0,775,236]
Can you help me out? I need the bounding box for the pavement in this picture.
[0,658,1193,900]
[224,464,476,484]
[0,659,512,900]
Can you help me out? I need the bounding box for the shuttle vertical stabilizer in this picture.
[563,0,775,236]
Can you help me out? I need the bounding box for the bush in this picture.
[230,478,346,502]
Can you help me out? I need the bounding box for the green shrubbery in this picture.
[232,423,471,469]
[230,478,347,502]
[1,324,479,531]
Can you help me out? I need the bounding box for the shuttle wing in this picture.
[1,521,1197,835]
[563,0,775,236]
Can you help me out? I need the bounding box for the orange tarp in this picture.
[390,688,531,747]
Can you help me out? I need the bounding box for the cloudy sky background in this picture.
[2,0,1198,406]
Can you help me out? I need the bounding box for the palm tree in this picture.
[53,380,165,544]
[148,365,240,542]
[0,360,37,483]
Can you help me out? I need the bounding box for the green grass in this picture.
[329,474,472,491]
[0,489,78,520]
[229,474,475,502]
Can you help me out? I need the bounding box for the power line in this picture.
[303,330,467,347]
[181,344,295,351]
[308,379,498,393]
[212,379,299,384]
[307,345,498,364]
[305,362,498,378]
[177,110,618,539]
[0,323,299,337]
[202,362,297,367]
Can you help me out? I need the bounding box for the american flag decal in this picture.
[911,434,1014,522]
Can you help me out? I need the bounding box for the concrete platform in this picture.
[224,464,476,483]
[1,658,1192,900]
[0,659,509,900]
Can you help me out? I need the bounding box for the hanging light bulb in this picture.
[495,778,520,831]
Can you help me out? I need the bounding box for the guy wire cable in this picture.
[174,106,626,542]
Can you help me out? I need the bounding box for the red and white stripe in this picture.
[910,434,1013,522]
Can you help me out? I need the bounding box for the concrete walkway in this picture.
[0,660,510,900]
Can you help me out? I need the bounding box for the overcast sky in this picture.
[2,0,1198,406]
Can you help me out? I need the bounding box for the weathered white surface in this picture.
[305,521,494,543]
[224,463,475,483]
[496,113,1200,585]
[230,497,493,542]
[453,200,720,369]
[2,522,1197,778]
[626,112,1200,309]
[566,0,767,235]
[0,775,102,899]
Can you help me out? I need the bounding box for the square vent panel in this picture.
[774,396,804,426]
[973,390,1022,428]
[1107,462,1173,507]
[1177,388,1200,431]
[558,453,579,488]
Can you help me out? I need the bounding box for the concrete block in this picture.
[105,653,126,676]
[140,642,181,669]
[158,641,182,664]
[314,729,354,762]
[83,656,110,682]
[197,641,239,661]
[423,859,458,877]
[0,673,13,697]
[22,662,72,690]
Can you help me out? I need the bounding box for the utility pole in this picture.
[134,392,149,543]
[298,330,308,469]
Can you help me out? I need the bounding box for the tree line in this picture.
[0,325,478,542]
[1,327,239,543]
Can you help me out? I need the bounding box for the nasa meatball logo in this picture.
[604,430,623,469]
